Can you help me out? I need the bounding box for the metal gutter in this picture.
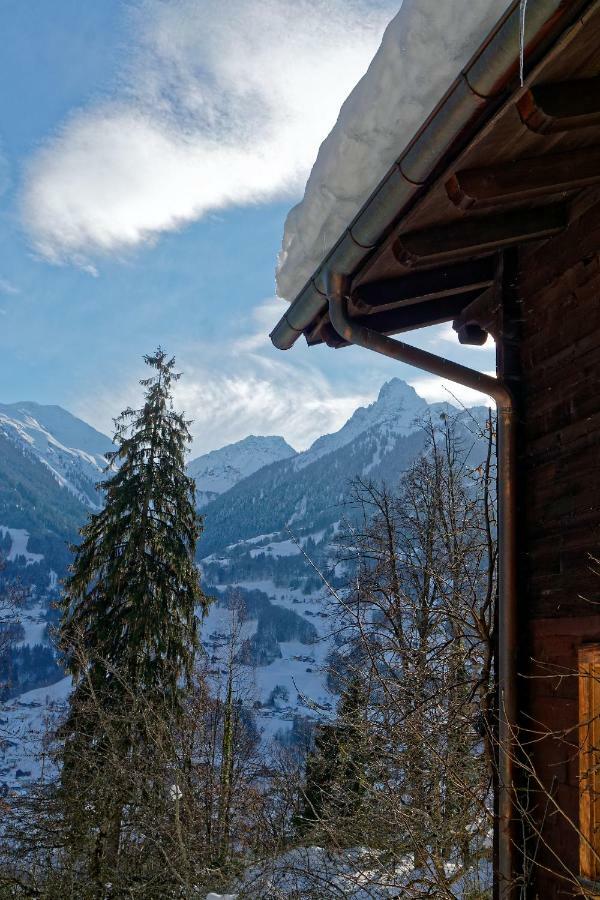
[326,272,518,899]
[270,0,588,351]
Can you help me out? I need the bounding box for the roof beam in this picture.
[517,77,600,134]
[316,288,485,347]
[446,147,600,210]
[351,258,495,312]
[393,204,566,267]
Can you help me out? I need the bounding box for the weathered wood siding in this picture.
[516,187,600,897]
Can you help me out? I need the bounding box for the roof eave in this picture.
[270,0,592,351]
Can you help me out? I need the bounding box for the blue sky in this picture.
[0,0,495,456]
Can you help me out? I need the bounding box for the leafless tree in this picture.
[0,628,266,898]
[275,410,498,898]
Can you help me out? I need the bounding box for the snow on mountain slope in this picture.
[296,378,427,469]
[198,379,463,557]
[0,402,113,509]
[0,527,44,566]
[0,676,71,787]
[189,435,297,507]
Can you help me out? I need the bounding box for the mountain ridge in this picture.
[0,382,493,778]
[189,434,297,507]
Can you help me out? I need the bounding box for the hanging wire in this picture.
[519,0,529,86]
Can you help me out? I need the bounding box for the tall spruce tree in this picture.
[58,349,207,883]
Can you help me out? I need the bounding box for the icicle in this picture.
[519,0,528,87]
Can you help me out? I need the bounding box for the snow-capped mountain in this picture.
[194,381,489,741]
[295,378,428,469]
[189,435,297,507]
[0,382,491,785]
[0,402,113,510]
[198,379,457,557]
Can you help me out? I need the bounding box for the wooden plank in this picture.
[393,205,566,266]
[579,644,600,881]
[319,290,484,347]
[446,147,600,209]
[517,77,600,134]
[354,291,482,334]
[522,308,600,376]
[519,194,600,297]
[526,411,600,462]
[351,257,495,311]
[529,617,600,640]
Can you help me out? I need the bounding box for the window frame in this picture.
[579,643,600,882]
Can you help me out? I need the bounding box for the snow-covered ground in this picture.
[276,0,508,301]
[0,677,71,789]
[248,538,300,559]
[0,527,44,566]
[202,843,492,898]
[14,599,50,647]
[202,573,335,741]
[1,571,334,787]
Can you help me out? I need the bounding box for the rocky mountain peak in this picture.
[189,434,297,506]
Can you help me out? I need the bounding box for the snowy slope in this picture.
[276,0,508,301]
[0,528,44,566]
[189,435,297,507]
[0,677,71,788]
[0,402,113,509]
[296,378,427,469]
[199,378,446,556]
[197,380,491,738]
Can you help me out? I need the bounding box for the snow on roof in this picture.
[276,0,510,302]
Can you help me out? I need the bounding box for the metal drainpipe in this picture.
[326,271,518,899]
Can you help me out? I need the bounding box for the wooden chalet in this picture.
[270,1,600,896]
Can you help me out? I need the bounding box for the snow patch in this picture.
[189,435,296,507]
[0,527,44,566]
[295,378,427,467]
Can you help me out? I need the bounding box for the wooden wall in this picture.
[515,186,600,897]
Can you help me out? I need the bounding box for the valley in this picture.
[0,379,489,791]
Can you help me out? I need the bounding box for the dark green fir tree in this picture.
[58,348,208,884]
[297,677,371,842]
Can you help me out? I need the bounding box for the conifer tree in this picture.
[298,677,371,841]
[58,348,208,882]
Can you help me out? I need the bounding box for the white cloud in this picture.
[408,372,497,410]
[73,297,374,455]
[176,296,374,453]
[21,0,395,267]
[176,357,373,456]
[0,277,19,295]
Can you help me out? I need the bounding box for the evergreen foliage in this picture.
[57,349,208,880]
[60,349,206,706]
[297,678,371,840]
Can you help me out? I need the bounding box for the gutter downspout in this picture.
[327,272,518,899]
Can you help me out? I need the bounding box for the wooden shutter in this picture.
[579,644,600,880]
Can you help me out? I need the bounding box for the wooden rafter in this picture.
[446,147,600,210]
[351,258,495,312]
[316,288,484,347]
[393,205,566,267]
[517,76,600,134]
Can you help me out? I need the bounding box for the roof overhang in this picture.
[270,0,600,351]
